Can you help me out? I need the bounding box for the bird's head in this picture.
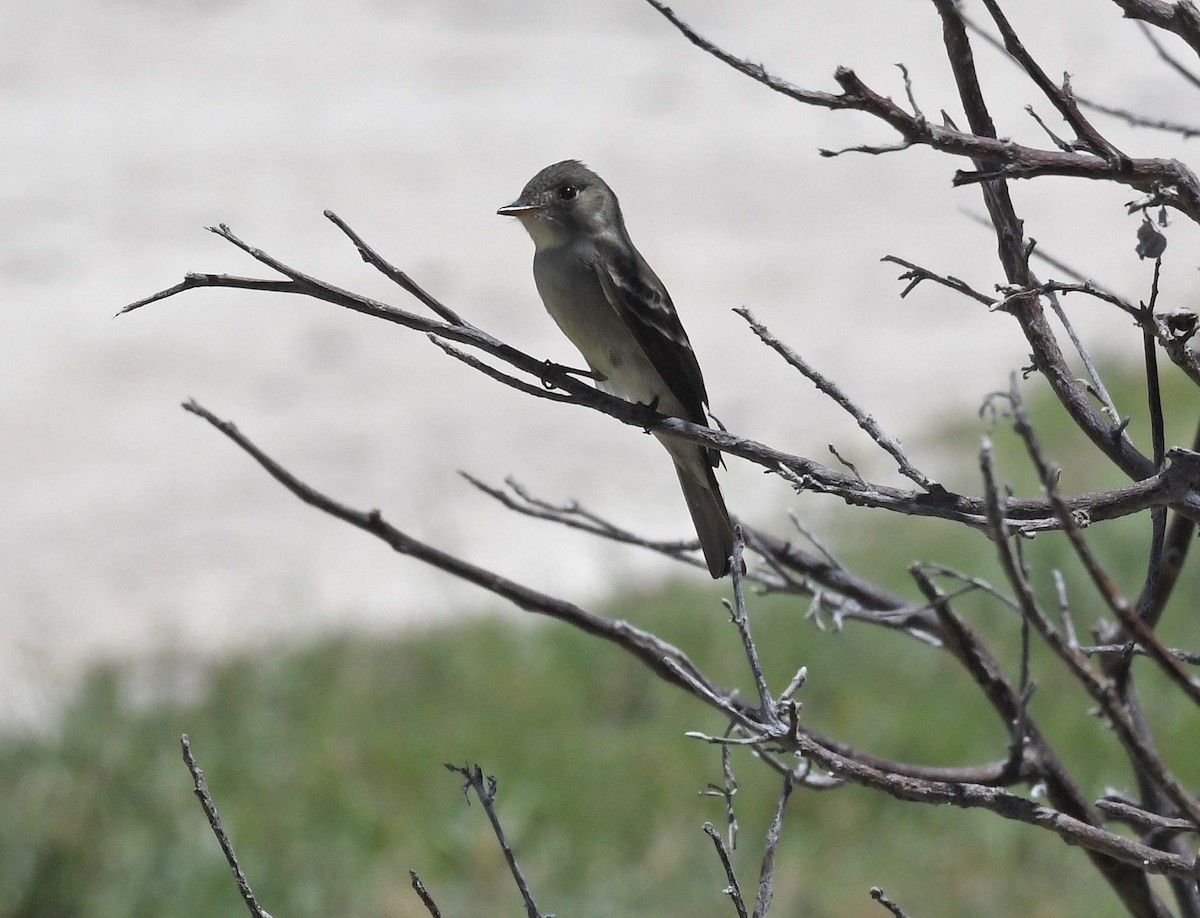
[497,160,623,249]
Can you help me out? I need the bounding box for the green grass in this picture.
[3,363,1197,918]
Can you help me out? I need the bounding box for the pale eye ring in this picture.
[558,184,579,200]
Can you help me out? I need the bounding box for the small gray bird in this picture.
[498,160,734,578]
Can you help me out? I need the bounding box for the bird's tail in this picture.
[674,462,735,579]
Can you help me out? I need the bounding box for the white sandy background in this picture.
[3,0,1197,729]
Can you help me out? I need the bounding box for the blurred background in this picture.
[5,0,1194,730]
[4,1,1200,915]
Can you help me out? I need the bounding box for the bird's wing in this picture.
[591,237,710,428]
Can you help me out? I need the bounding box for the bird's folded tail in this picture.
[674,462,735,579]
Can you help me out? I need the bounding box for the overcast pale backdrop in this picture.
[4,0,1197,729]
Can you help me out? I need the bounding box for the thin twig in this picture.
[787,512,846,571]
[1053,571,1080,649]
[700,758,742,850]
[752,773,793,918]
[726,527,775,719]
[447,765,544,918]
[122,222,1200,527]
[986,393,1200,824]
[409,871,444,918]
[1133,258,1171,672]
[703,822,749,918]
[896,62,923,118]
[870,886,913,918]
[1142,420,1200,629]
[1136,18,1200,90]
[1008,385,1200,710]
[1007,608,1035,778]
[1077,94,1200,139]
[324,209,465,325]
[644,0,1200,224]
[882,255,998,307]
[430,335,577,404]
[1098,796,1199,834]
[179,398,1198,877]
[964,3,1171,153]
[461,472,709,572]
[1025,104,1075,152]
[179,398,743,712]
[1080,643,1200,665]
[180,735,272,918]
[912,562,1020,614]
[791,726,1193,877]
[1043,289,1123,423]
[979,0,1126,164]
[933,0,1162,503]
[737,306,939,491]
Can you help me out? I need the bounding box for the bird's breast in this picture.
[532,244,681,415]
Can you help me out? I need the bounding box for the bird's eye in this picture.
[558,185,579,200]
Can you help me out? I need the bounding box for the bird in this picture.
[497,160,734,578]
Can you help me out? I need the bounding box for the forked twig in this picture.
[447,764,545,918]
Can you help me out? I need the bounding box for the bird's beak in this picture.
[497,200,542,217]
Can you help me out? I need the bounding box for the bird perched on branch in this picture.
[498,160,734,578]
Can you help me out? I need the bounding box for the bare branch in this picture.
[881,255,997,307]
[642,0,851,109]
[175,397,1200,877]
[1043,288,1125,424]
[699,737,741,852]
[180,735,272,918]
[793,728,1193,879]
[932,0,1165,496]
[886,248,1128,425]
[461,476,947,646]
[870,886,913,918]
[913,562,1019,615]
[1080,643,1200,665]
[1098,795,1199,834]
[118,273,298,316]
[1142,420,1200,629]
[726,528,775,719]
[978,0,1126,163]
[752,774,793,918]
[982,404,1200,826]
[703,822,748,918]
[429,336,578,404]
[1128,12,1200,82]
[1025,104,1076,152]
[737,306,940,491]
[819,139,915,158]
[461,473,709,573]
[1014,280,1139,319]
[1054,570,1081,648]
[409,871,444,918]
[896,62,924,119]
[179,399,742,712]
[324,209,465,325]
[911,568,1071,791]
[961,8,1200,137]
[124,222,1200,530]
[1007,384,1200,710]
[447,765,544,918]
[993,250,1200,391]
[1076,94,1200,139]
[645,0,1200,223]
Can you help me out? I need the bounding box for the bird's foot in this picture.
[540,359,604,389]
